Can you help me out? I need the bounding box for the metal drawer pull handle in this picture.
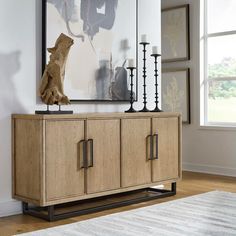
[153,133,159,160]
[78,140,86,169]
[146,135,153,161]
[87,139,94,168]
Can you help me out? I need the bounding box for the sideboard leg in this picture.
[48,205,55,222]
[22,202,54,221]
[22,202,28,214]
[171,182,177,194]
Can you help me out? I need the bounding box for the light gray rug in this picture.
[18,191,236,236]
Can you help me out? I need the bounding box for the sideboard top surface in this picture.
[12,112,181,120]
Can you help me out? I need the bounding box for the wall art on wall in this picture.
[161,4,190,63]
[42,0,137,102]
[162,68,190,123]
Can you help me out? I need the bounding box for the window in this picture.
[202,0,236,125]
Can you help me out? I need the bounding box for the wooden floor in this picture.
[1,171,236,236]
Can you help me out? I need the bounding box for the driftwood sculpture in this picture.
[39,33,74,105]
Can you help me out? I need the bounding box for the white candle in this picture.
[152,46,159,54]
[128,59,135,67]
[141,34,147,43]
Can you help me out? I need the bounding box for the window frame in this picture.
[202,0,236,126]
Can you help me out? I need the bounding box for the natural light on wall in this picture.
[201,0,236,126]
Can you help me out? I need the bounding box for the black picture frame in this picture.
[42,0,138,103]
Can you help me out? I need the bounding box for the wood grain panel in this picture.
[86,119,120,194]
[152,117,179,182]
[121,118,151,187]
[14,119,42,201]
[45,120,85,201]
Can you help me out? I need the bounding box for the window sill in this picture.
[199,125,236,131]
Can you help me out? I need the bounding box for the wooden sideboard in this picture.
[12,112,182,220]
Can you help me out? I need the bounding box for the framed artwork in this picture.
[161,68,190,124]
[161,4,190,63]
[42,0,138,102]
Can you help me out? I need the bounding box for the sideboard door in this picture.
[151,117,179,182]
[45,120,85,201]
[121,118,152,188]
[86,119,120,194]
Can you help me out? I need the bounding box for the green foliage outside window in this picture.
[208,58,236,99]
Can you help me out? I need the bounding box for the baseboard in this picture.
[183,162,236,177]
[0,199,22,217]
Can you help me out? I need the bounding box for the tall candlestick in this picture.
[151,53,162,112]
[139,40,150,112]
[125,67,137,113]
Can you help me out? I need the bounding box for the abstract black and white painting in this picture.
[43,0,137,101]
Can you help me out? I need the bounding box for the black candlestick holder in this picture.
[151,53,162,112]
[139,42,150,112]
[125,67,137,113]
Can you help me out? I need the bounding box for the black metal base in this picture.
[35,110,73,114]
[125,107,137,113]
[22,183,176,222]
[139,108,150,112]
[151,107,163,112]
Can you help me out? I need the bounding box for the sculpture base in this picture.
[35,110,73,115]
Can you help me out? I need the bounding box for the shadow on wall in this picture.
[0,51,26,198]
[0,51,25,115]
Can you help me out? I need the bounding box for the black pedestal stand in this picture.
[125,67,137,113]
[151,54,162,112]
[35,105,73,114]
[139,42,150,112]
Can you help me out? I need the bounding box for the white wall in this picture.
[161,0,236,177]
[0,0,161,217]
